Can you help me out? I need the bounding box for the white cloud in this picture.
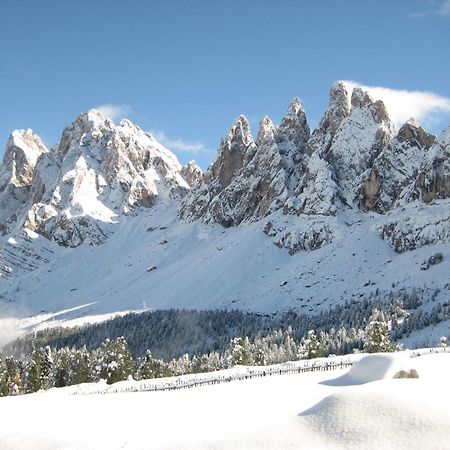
[438,0,450,14]
[342,80,450,129]
[410,0,450,17]
[150,130,208,154]
[94,104,131,121]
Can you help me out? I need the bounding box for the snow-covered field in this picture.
[1,351,449,449]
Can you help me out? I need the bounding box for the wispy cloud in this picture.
[94,104,131,121]
[150,130,208,154]
[343,80,450,129]
[410,0,450,17]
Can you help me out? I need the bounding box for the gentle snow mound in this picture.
[323,353,411,385]
[300,380,450,449]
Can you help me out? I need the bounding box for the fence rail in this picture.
[78,359,354,396]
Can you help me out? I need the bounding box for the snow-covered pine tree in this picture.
[73,346,93,385]
[39,346,54,390]
[363,309,394,353]
[303,330,324,359]
[227,337,253,366]
[137,350,172,379]
[25,349,41,393]
[94,337,135,384]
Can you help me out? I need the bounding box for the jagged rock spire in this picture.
[406,125,450,203]
[326,86,395,207]
[1,130,47,188]
[181,160,203,187]
[304,81,350,157]
[277,97,310,150]
[0,130,47,232]
[256,115,276,147]
[209,115,255,189]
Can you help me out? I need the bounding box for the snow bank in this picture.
[323,353,412,385]
[300,379,450,449]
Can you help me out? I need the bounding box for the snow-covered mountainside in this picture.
[1,81,450,345]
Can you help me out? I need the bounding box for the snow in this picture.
[0,351,449,449]
[324,353,410,385]
[2,200,450,346]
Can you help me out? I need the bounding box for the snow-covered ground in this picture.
[0,351,449,449]
[1,200,450,348]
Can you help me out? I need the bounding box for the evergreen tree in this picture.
[303,330,324,359]
[73,346,93,384]
[39,346,54,390]
[363,309,394,353]
[228,337,253,366]
[95,337,135,384]
[137,350,172,379]
[25,349,42,393]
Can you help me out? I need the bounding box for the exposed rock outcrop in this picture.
[181,160,203,187]
[0,130,47,232]
[359,119,435,213]
[378,203,450,252]
[403,126,450,203]
[327,88,395,208]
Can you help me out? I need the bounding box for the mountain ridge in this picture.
[1,81,450,345]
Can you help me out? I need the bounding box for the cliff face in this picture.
[0,129,48,233]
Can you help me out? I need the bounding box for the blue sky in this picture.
[1,0,450,169]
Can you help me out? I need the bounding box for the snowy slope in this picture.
[0,351,449,449]
[2,200,450,346]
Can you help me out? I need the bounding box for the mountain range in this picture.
[1,81,450,345]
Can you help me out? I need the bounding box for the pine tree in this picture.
[73,346,93,384]
[137,351,172,379]
[228,337,253,366]
[363,309,394,353]
[95,337,135,384]
[26,349,42,393]
[39,346,54,390]
[304,330,324,359]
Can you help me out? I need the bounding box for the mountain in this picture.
[1,82,450,347]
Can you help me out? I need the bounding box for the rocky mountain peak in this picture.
[181,160,203,187]
[209,115,255,189]
[11,110,190,247]
[406,125,450,204]
[304,82,350,157]
[0,129,48,232]
[256,116,276,147]
[396,120,435,148]
[1,129,47,188]
[277,97,310,149]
